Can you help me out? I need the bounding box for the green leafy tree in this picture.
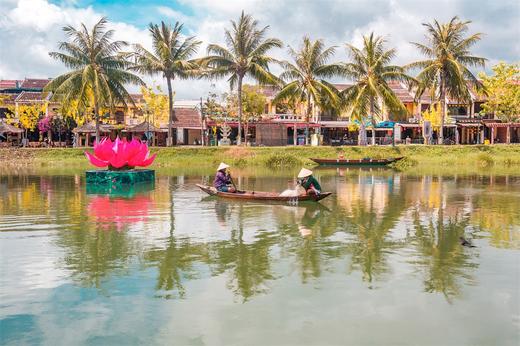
[202,92,226,119]
[273,37,341,145]
[408,16,486,144]
[340,33,413,146]
[45,17,144,142]
[202,11,282,145]
[479,62,520,143]
[130,21,201,146]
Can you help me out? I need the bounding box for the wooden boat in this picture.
[310,157,403,166]
[196,184,331,202]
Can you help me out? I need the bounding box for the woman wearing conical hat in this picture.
[297,168,321,196]
[213,162,236,193]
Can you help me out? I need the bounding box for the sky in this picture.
[0,0,519,100]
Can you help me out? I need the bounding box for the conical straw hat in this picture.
[298,168,313,178]
[217,162,230,171]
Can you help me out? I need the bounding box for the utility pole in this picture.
[200,97,205,146]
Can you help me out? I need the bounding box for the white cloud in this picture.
[1,0,519,99]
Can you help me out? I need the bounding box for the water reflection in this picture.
[1,171,519,305]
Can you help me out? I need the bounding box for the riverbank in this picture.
[1,145,520,170]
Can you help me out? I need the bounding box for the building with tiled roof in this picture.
[0,80,22,90]
[130,94,145,104]
[15,91,52,103]
[160,106,204,145]
[19,78,51,90]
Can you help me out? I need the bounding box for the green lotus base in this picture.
[86,181,155,197]
[86,169,155,185]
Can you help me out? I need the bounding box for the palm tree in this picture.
[273,37,341,145]
[340,33,413,146]
[129,21,201,146]
[202,11,282,145]
[45,17,144,142]
[408,16,486,144]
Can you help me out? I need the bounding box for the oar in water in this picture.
[228,175,245,193]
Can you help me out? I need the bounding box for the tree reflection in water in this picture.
[7,171,516,303]
[409,210,478,303]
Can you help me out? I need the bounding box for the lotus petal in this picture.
[138,153,157,167]
[127,144,148,167]
[85,136,157,169]
[85,151,109,167]
[94,137,114,161]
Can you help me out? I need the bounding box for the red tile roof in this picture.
[20,78,51,89]
[130,94,145,104]
[258,85,279,98]
[15,91,51,103]
[387,81,415,103]
[160,107,202,129]
[125,121,163,132]
[0,80,20,90]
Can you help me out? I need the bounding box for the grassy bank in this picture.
[1,145,520,171]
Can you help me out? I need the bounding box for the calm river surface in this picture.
[1,167,519,346]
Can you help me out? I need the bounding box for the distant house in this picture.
[164,103,204,145]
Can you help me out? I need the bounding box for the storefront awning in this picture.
[485,122,520,128]
[399,123,421,128]
[458,123,482,127]
[320,121,351,128]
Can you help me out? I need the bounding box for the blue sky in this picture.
[1,0,519,99]
[49,0,195,28]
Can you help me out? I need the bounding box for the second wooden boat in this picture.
[310,157,403,166]
[196,184,331,202]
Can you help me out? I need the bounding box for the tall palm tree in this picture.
[408,16,486,144]
[340,33,413,146]
[202,11,282,145]
[273,37,341,145]
[45,17,144,142]
[129,21,201,146]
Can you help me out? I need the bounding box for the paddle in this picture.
[228,174,244,193]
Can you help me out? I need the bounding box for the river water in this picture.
[0,167,519,345]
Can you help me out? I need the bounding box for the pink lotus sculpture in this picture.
[85,137,156,169]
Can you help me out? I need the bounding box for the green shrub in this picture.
[390,156,418,170]
[264,153,301,168]
[233,157,249,167]
[477,152,494,167]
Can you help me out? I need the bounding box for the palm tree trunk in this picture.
[370,97,376,146]
[166,77,174,147]
[244,119,249,146]
[94,100,100,144]
[237,75,243,145]
[306,93,312,145]
[439,77,446,145]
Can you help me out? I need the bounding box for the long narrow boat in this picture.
[310,157,403,166]
[196,184,331,202]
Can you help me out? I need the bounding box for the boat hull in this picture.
[196,184,331,202]
[310,157,403,166]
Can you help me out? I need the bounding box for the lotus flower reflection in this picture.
[85,137,156,169]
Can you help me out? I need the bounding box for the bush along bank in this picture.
[1,145,520,170]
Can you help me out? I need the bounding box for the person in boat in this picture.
[297,168,321,196]
[213,162,236,193]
